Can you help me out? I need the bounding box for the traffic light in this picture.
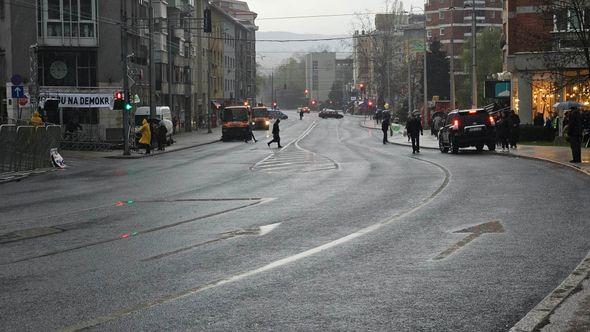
[359,83,365,92]
[368,100,373,107]
[113,91,124,110]
[272,102,277,108]
[311,100,317,105]
[304,88,309,95]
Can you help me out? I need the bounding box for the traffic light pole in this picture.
[148,0,156,119]
[121,1,130,155]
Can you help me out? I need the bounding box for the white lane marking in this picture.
[251,121,318,170]
[61,158,449,332]
[259,223,281,236]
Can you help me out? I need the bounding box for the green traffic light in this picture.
[124,103,132,111]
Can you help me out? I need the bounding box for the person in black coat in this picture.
[568,107,583,163]
[381,116,390,144]
[510,110,521,149]
[157,120,168,151]
[498,111,512,151]
[267,119,282,148]
[406,114,423,153]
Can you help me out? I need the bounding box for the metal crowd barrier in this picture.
[0,125,61,173]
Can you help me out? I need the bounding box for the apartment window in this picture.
[427,30,433,38]
[426,13,431,21]
[439,11,445,20]
[38,51,96,87]
[440,28,445,35]
[40,0,97,38]
[490,11,496,19]
[554,9,568,31]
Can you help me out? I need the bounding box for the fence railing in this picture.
[0,124,61,173]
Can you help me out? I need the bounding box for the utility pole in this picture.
[408,42,412,115]
[207,30,212,134]
[471,0,477,109]
[271,71,274,107]
[148,0,156,119]
[423,29,428,127]
[196,0,203,132]
[121,1,130,155]
[449,7,456,110]
[168,14,174,131]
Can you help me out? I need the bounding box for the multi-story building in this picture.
[503,0,590,124]
[1,0,255,136]
[425,0,502,64]
[335,57,354,104]
[1,0,125,140]
[305,52,336,103]
[212,0,257,103]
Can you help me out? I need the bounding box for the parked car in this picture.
[438,109,496,154]
[319,109,344,119]
[269,110,288,120]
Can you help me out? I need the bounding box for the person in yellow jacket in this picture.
[139,119,151,154]
[30,111,44,127]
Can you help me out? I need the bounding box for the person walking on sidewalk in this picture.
[299,109,304,120]
[267,119,282,148]
[381,115,390,144]
[568,107,583,163]
[407,113,423,154]
[498,111,512,151]
[139,119,151,155]
[510,110,521,149]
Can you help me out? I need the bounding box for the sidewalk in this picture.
[361,120,590,331]
[361,120,590,173]
[61,127,222,160]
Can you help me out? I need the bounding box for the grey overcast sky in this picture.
[249,0,426,35]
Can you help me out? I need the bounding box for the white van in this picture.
[135,106,174,145]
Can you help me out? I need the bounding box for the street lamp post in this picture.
[448,6,457,110]
[471,0,477,109]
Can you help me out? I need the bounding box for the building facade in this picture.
[425,0,502,64]
[1,0,256,138]
[503,0,590,124]
[305,52,336,103]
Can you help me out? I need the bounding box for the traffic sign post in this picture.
[11,86,24,98]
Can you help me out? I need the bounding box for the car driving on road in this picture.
[269,110,288,120]
[438,109,496,154]
[319,109,344,119]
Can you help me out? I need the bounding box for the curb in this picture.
[360,120,590,331]
[359,121,439,150]
[104,138,220,159]
[0,168,56,185]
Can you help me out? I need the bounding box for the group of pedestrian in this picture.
[496,110,520,151]
[138,119,168,154]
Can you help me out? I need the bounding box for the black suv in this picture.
[438,109,496,154]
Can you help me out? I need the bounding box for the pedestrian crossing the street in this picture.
[251,122,338,173]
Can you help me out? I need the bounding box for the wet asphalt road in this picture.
[1,110,589,331]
